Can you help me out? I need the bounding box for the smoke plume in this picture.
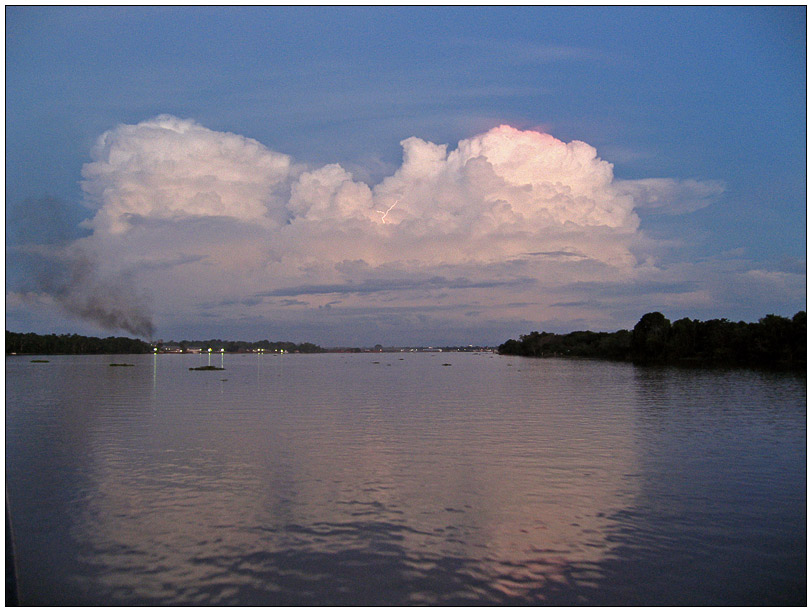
[54,252,155,339]
[7,196,155,338]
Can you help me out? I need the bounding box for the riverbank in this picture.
[498,311,806,372]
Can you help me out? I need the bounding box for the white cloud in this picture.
[23,116,742,342]
[288,163,375,222]
[80,115,296,234]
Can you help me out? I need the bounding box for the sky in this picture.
[5,6,807,347]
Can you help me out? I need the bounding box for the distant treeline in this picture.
[6,331,153,355]
[498,311,806,370]
[5,332,325,355]
[159,339,324,353]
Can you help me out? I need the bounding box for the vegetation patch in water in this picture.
[189,365,225,371]
[109,363,135,367]
[30,359,49,363]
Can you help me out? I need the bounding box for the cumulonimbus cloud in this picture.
[52,115,727,338]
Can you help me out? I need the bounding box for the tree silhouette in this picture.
[499,311,806,371]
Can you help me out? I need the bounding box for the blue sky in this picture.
[5,6,806,345]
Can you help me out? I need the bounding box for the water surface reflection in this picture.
[5,353,805,605]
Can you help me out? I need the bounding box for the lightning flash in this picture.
[376,199,399,224]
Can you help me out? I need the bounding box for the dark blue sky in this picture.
[5,6,806,344]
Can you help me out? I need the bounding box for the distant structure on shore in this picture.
[5,331,494,356]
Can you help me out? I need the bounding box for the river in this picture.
[5,352,806,605]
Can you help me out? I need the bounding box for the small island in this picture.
[189,365,225,371]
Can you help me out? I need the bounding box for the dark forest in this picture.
[498,311,806,371]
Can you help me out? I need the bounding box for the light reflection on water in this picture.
[5,353,806,605]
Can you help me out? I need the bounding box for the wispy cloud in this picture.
[524,250,589,260]
[616,178,725,215]
[257,276,532,298]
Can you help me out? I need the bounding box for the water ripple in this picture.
[5,353,806,605]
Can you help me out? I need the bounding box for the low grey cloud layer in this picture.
[10,115,801,344]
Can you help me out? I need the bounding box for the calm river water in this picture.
[5,352,806,605]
